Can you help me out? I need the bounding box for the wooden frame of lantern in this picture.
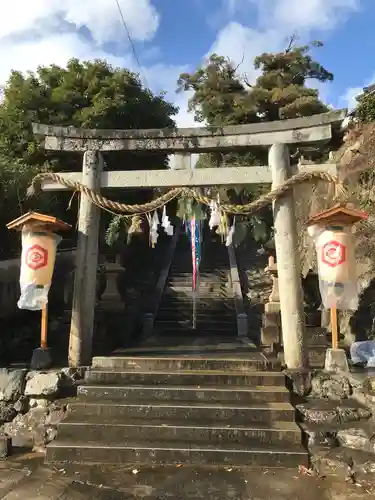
[307,204,368,350]
[6,212,71,354]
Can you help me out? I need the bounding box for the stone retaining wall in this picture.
[286,368,375,480]
[0,367,85,453]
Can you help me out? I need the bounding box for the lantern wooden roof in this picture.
[6,211,71,232]
[307,204,368,226]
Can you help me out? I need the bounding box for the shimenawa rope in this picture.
[27,170,345,216]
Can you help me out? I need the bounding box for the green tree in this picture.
[177,38,333,243]
[0,59,177,171]
[0,59,178,258]
[178,39,332,127]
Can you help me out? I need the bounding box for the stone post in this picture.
[261,256,281,347]
[69,151,103,367]
[270,144,309,369]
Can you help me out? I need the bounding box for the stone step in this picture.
[90,356,270,372]
[170,267,228,273]
[166,285,227,293]
[85,369,284,386]
[66,400,295,423]
[46,440,307,467]
[167,282,228,289]
[152,331,238,339]
[157,304,234,312]
[169,273,227,279]
[158,302,233,310]
[77,383,291,404]
[155,311,236,320]
[57,418,301,447]
[156,313,234,320]
[158,300,234,307]
[161,292,231,299]
[155,322,235,333]
[158,301,234,309]
[168,279,228,285]
[154,323,236,331]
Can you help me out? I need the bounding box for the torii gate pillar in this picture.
[69,151,103,367]
[270,144,309,369]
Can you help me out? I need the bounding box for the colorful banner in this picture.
[187,216,201,291]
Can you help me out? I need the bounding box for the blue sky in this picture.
[0,0,374,126]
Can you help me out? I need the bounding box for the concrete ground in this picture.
[1,452,374,499]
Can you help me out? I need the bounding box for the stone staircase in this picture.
[118,234,171,342]
[45,229,308,469]
[153,231,237,340]
[46,354,308,467]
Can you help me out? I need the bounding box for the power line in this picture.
[114,0,149,88]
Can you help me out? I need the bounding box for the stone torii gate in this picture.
[32,110,345,368]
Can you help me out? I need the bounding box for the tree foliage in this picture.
[355,85,375,123]
[178,39,332,127]
[0,59,178,171]
[177,38,333,244]
[0,59,178,258]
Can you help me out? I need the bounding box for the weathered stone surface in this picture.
[324,348,350,373]
[284,369,312,397]
[310,447,354,477]
[337,427,372,452]
[0,369,26,402]
[301,423,338,448]
[61,367,87,382]
[2,408,47,448]
[45,404,67,426]
[336,404,372,424]
[13,396,28,414]
[2,403,67,450]
[0,403,17,423]
[311,446,375,479]
[29,398,50,409]
[365,391,375,408]
[347,372,368,393]
[311,372,352,400]
[297,403,338,425]
[297,399,372,426]
[25,371,61,397]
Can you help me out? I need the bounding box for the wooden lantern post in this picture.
[307,204,368,369]
[7,212,71,367]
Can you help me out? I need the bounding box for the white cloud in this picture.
[174,92,199,128]
[340,86,363,110]
[0,33,130,85]
[265,0,360,32]
[0,0,159,44]
[0,0,185,123]
[340,73,375,110]
[209,0,361,88]
[208,22,279,84]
